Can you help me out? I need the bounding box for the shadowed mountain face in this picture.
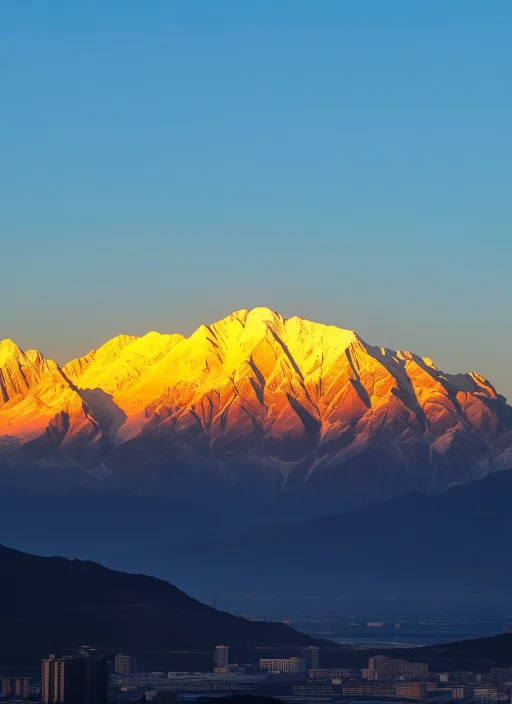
[166,469,512,608]
[0,545,316,667]
[1,308,511,515]
[3,471,512,612]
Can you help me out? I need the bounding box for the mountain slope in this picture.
[323,635,512,672]
[170,469,512,607]
[387,634,512,672]
[1,472,512,612]
[0,545,316,666]
[1,308,511,513]
[0,339,110,486]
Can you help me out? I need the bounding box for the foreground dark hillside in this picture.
[0,546,316,667]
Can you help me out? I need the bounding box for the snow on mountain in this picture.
[1,307,511,513]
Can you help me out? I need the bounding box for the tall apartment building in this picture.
[301,646,320,670]
[15,677,31,697]
[1,678,13,696]
[259,657,306,674]
[42,655,65,704]
[115,654,134,675]
[42,648,108,704]
[214,646,229,668]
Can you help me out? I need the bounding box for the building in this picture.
[361,668,378,681]
[396,682,428,701]
[308,668,355,680]
[42,648,108,704]
[366,655,428,679]
[214,646,229,668]
[343,683,395,696]
[368,655,400,678]
[448,670,482,685]
[490,667,512,681]
[1,678,13,696]
[293,684,334,695]
[42,656,64,704]
[259,657,306,674]
[110,672,268,695]
[405,661,429,678]
[451,687,471,699]
[213,666,245,675]
[115,655,134,675]
[15,678,31,697]
[474,686,499,701]
[301,646,320,670]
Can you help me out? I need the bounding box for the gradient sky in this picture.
[1,1,511,397]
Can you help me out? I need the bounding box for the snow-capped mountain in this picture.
[1,307,511,513]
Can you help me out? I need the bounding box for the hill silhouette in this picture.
[0,545,317,667]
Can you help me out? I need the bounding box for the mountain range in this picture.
[2,307,511,515]
[2,465,512,610]
[170,468,512,607]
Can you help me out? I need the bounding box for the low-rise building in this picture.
[452,686,471,699]
[293,684,334,695]
[343,682,395,697]
[474,686,499,701]
[396,682,428,701]
[259,658,306,674]
[490,668,512,682]
[366,655,428,679]
[308,668,355,680]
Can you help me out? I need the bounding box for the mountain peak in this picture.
[245,306,283,322]
[0,339,23,366]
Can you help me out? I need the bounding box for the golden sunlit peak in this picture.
[217,307,283,327]
[0,338,23,366]
[245,306,282,319]
[0,306,508,499]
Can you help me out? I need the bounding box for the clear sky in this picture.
[1,1,511,397]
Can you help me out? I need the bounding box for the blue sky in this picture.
[1,1,511,396]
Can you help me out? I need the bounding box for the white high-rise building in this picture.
[214,645,229,667]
